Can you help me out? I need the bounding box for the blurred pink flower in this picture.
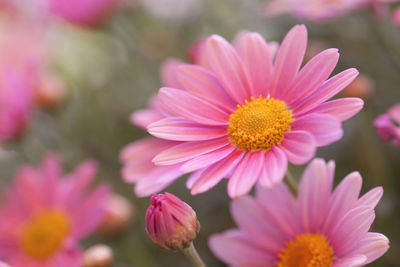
[0,154,110,266]
[145,192,199,250]
[0,68,34,142]
[148,25,364,198]
[120,59,185,197]
[392,6,400,25]
[374,104,400,147]
[42,0,120,26]
[210,158,389,266]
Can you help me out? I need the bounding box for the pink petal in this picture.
[191,150,245,195]
[322,171,362,233]
[177,64,236,112]
[306,97,364,122]
[357,187,383,209]
[333,254,366,267]
[258,146,287,187]
[181,144,236,173]
[297,158,333,233]
[205,35,252,104]
[230,196,286,252]
[209,230,275,266]
[153,137,229,165]
[349,232,389,265]
[130,107,163,129]
[271,25,307,99]
[120,137,174,163]
[280,130,316,164]
[255,183,298,238]
[329,206,375,257]
[292,68,359,116]
[283,48,339,105]
[228,151,264,198]
[234,32,273,97]
[291,113,343,146]
[158,87,229,126]
[148,117,227,141]
[161,58,183,88]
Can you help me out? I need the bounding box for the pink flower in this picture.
[209,158,389,266]
[120,60,185,197]
[374,104,400,147]
[43,0,120,26]
[264,0,369,21]
[0,154,110,266]
[148,25,364,198]
[145,192,199,250]
[0,67,34,142]
[392,6,400,25]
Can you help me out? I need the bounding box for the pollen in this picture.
[20,211,71,260]
[228,96,293,151]
[275,233,334,267]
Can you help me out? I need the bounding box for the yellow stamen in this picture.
[20,211,71,260]
[228,96,293,151]
[276,233,334,267]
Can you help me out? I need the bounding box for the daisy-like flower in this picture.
[120,59,186,197]
[148,25,364,198]
[209,158,389,266]
[373,104,400,147]
[0,154,110,266]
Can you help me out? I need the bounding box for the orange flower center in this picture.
[276,233,334,267]
[20,211,71,260]
[228,96,293,151]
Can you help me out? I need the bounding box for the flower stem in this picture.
[182,242,206,267]
[284,170,298,196]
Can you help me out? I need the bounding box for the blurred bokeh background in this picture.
[0,0,399,266]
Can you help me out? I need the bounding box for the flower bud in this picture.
[98,194,134,235]
[145,192,200,251]
[83,244,113,267]
[35,72,67,109]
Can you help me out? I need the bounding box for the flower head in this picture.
[374,104,400,147]
[209,158,389,266]
[0,154,110,266]
[148,25,363,198]
[145,193,200,250]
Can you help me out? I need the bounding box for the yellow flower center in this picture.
[20,211,71,260]
[276,233,334,267]
[228,96,293,151]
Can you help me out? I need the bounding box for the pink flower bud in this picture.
[98,194,134,235]
[145,193,200,251]
[83,244,114,267]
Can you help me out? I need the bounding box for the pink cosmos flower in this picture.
[120,59,185,197]
[210,158,389,266]
[147,25,364,198]
[0,154,110,266]
[374,104,400,147]
[42,0,120,26]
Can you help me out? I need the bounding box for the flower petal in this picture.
[148,117,227,141]
[333,254,366,267]
[291,113,343,146]
[158,87,229,126]
[258,146,287,187]
[306,97,364,122]
[271,25,307,99]
[228,151,264,198]
[161,58,183,88]
[357,187,383,209]
[280,130,316,164]
[205,35,252,104]
[349,232,389,265]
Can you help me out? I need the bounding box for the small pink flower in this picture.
[264,0,369,21]
[148,25,364,198]
[209,158,389,266]
[43,0,120,26]
[0,154,110,266]
[374,104,400,147]
[145,192,200,250]
[120,59,186,197]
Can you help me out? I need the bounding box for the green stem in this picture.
[182,242,206,267]
[284,170,298,196]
